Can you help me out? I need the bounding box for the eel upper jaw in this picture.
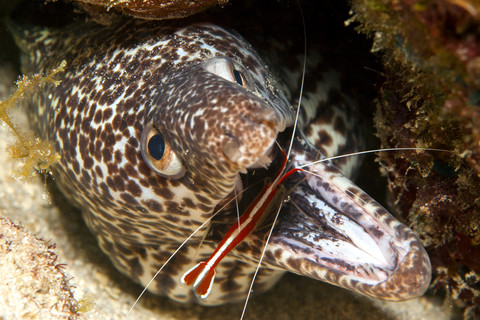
[237,141,431,301]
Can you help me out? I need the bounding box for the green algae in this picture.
[75,294,95,314]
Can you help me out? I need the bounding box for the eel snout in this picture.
[219,104,279,171]
[153,64,285,175]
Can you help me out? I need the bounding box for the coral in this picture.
[350,0,480,318]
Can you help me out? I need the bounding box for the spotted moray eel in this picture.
[12,16,431,305]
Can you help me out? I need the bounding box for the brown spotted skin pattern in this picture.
[15,17,432,305]
[18,19,294,304]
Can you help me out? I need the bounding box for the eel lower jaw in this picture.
[269,185,396,284]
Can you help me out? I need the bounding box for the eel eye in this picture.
[232,68,245,87]
[140,125,185,179]
[202,57,250,89]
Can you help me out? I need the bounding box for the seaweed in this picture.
[0,60,65,177]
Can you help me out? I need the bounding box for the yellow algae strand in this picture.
[0,60,66,177]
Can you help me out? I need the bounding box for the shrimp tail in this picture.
[180,261,216,299]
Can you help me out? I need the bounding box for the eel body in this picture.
[13,16,431,305]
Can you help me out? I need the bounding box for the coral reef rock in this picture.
[74,0,229,20]
[351,0,480,318]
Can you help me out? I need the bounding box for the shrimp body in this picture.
[181,149,300,298]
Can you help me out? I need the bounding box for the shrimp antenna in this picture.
[127,218,211,315]
[127,186,251,315]
[286,0,307,161]
[241,1,307,319]
[296,147,451,169]
[240,203,283,320]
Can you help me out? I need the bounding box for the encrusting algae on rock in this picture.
[74,0,229,20]
[350,0,480,318]
[0,217,81,320]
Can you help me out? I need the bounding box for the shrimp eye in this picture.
[202,57,251,89]
[140,125,185,179]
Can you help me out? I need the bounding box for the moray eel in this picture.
[12,17,431,305]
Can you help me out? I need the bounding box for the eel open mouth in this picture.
[195,60,431,301]
[230,134,432,302]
